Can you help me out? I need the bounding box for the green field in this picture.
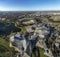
[0,38,10,57]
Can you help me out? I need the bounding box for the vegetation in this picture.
[40,48,48,57]
[20,26,27,34]
[31,47,48,57]
[15,21,27,34]
[0,38,10,57]
[0,22,21,36]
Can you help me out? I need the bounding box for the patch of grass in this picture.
[21,27,27,34]
[15,22,27,34]
[40,48,48,57]
[0,38,9,49]
[0,38,10,57]
[32,47,48,57]
[19,26,27,34]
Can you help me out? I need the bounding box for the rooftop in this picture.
[14,34,24,40]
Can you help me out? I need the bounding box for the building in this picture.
[10,33,32,57]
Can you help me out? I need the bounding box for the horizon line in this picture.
[0,10,60,12]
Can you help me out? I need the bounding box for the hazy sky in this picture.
[0,0,60,11]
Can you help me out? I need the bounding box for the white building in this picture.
[10,33,32,57]
[33,25,49,38]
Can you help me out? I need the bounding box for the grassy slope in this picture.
[0,38,10,57]
[0,38,9,48]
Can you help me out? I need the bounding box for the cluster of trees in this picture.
[0,22,21,36]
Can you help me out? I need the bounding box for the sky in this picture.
[0,0,60,11]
